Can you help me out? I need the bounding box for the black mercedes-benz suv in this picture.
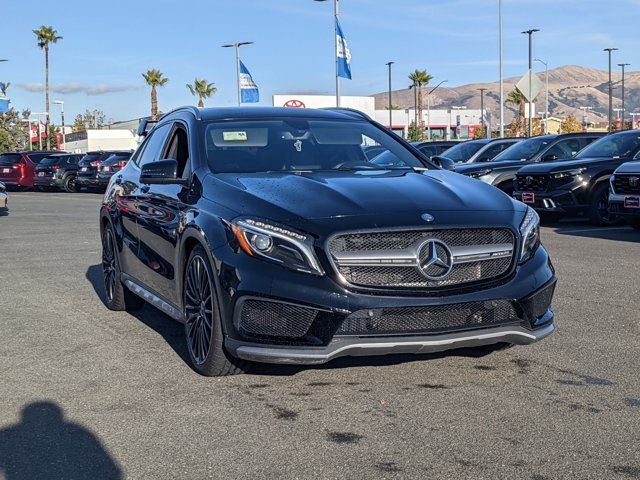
[609,160,640,229]
[514,130,640,224]
[100,107,556,376]
[456,133,603,195]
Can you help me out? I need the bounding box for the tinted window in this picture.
[576,132,640,159]
[493,137,554,161]
[0,154,23,165]
[418,145,438,157]
[203,119,425,173]
[476,142,513,162]
[541,138,585,161]
[26,153,50,163]
[440,141,487,163]
[136,123,172,167]
[102,153,131,166]
[79,153,102,164]
[39,156,65,166]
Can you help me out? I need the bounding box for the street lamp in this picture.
[604,48,618,133]
[534,58,549,134]
[53,100,65,150]
[618,62,630,129]
[451,106,466,140]
[498,0,504,138]
[314,0,341,107]
[427,80,448,140]
[478,87,487,136]
[521,29,540,137]
[579,106,593,132]
[221,42,254,106]
[385,61,394,131]
[409,82,418,130]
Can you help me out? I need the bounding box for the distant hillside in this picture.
[372,65,640,123]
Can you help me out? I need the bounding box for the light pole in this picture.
[315,0,340,107]
[53,100,65,150]
[579,106,593,132]
[604,48,618,133]
[409,82,418,131]
[618,62,630,129]
[478,88,487,136]
[534,58,548,134]
[521,29,540,137]
[427,80,447,140]
[498,0,504,137]
[386,61,394,130]
[451,106,466,140]
[221,42,254,106]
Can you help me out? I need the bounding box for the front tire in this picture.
[587,183,620,226]
[183,245,246,376]
[101,224,144,311]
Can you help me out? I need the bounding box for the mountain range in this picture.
[372,65,640,124]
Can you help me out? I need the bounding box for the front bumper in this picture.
[609,193,640,218]
[513,189,586,214]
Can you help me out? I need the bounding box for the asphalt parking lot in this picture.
[1,191,639,479]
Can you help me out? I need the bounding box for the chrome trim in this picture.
[124,279,184,322]
[229,323,555,365]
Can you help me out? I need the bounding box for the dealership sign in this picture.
[283,99,306,108]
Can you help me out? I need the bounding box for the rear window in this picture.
[26,153,50,164]
[79,153,102,164]
[39,156,64,166]
[0,154,23,165]
[102,153,131,165]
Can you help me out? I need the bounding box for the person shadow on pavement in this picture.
[0,401,122,480]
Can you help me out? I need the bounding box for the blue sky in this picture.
[3,0,640,122]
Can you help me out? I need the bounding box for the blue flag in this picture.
[0,98,9,114]
[336,19,352,80]
[239,61,259,103]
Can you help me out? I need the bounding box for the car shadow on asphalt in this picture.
[85,265,501,376]
[0,401,122,480]
[541,218,639,243]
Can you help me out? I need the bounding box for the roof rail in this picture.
[159,105,202,121]
[321,107,372,121]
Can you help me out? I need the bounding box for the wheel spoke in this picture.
[184,254,215,365]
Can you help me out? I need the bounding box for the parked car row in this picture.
[0,150,133,193]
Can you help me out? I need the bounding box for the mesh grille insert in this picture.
[239,299,319,338]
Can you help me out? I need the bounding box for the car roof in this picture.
[553,132,604,138]
[172,106,369,122]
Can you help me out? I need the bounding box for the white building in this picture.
[63,129,138,153]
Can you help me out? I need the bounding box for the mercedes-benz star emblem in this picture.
[525,176,534,186]
[421,213,435,222]
[629,176,639,188]
[417,240,454,280]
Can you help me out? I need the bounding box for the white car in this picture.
[0,182,7,212]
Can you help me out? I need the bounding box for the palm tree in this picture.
[408,69,434,133]
[0,82,9,96]
[142,69,169,120]
[506,88,527,136]
[33,25,62,150]
[186,78,217,107]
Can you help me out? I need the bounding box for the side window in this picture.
[163,123,190,178]
[476,143,502,162]
[542,139,576,161]
[136,123,172,168]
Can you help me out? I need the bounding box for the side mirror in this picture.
[136,118,158,137]
[431,156,456,171]
[140,159,188,185]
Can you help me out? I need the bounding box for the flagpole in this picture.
[334,0,340,107]
[235,44,241,106]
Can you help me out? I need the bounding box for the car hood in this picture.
[614,160,640,174]
[205,169,526,232]
[517,157,617,174]
[455,160,526,174]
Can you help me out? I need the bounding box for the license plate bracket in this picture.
[624,195,640,209]
[521,192,535,204]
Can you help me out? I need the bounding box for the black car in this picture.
[456,133,603,194]
[514,130,640,224]
[34,153,83,192]
[411,140,459,159]
[463,138,521,164]
[96,151,133,189]
[609,160,640,229]
[100,106,556,376]
[435,138,496,164]
[77,151,127,192]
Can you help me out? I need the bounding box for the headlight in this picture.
[552,168,586,179]
[467,168,493,178]
[519,207,540,264]
[231,218,324,276]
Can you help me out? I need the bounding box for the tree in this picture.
[506,88,527,137]
[142,69,168,120]
[0,108,31,152]
[560,115,583,134]
[408,69,433,136]
[407,121,422,142]
[0,82,9,96]
[186,78,217,108]
[384,105,402,110]
[33,25,62,150]
[473,125,487,139]
[72,109,106,132]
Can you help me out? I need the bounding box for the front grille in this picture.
[516,174,551,192]
[238,299,319,338]
[328,228,515,290]
[336,300,519,336]
[613,174,640,194]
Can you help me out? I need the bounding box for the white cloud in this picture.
[17,82,139,96]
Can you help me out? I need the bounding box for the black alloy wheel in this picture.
[102,228,118,304]
[184,254,214,365]
[588,183,620,226]
[64,175,77,193]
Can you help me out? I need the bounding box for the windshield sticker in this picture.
[223,131,248,142]
[294,139,302,152]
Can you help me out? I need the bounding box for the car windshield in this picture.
[0,153,22,165]
[39,156,64,166]
[440,141,486,163]
[203,118,426,173]
[576,132,640,159]
[492,136,553,161]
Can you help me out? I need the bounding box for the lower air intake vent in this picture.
[238,299,319,339]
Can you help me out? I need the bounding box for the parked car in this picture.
[77,151,127,192]
[34,153,83,192]
[456,133,603,194]
[513,130,640,224]
[434,138,497,164]
[100,106,556,376]
[96,151,133,189]
[462,138,522,164]
[0,151,61,190]
[609,160,640,229]
[411,140,459,159]
[0,182,7,212]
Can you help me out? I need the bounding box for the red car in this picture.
[0,151,62,189]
